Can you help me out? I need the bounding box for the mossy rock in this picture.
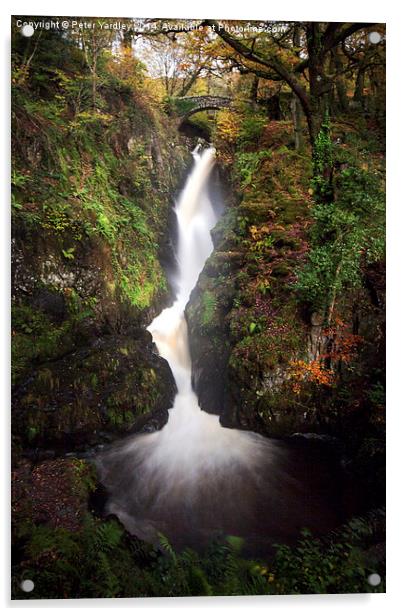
[271,262,292,277]
[13,333,176,452]
[271,231,302,250]
[273,196,308,222]
[237,201,275,225]
[203,251,243,276]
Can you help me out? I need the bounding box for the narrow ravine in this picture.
[97,147,344,557]
[10,16,386,598]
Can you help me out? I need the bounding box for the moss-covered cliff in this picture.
[186,115,385,508]
[11,30,190,453]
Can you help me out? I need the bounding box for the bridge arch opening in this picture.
[176,96,233,139]
[178,110,217,140]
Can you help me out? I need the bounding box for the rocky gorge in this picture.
[11,19,385,599]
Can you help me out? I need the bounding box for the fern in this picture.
[157,532,177,563]
[201,290,218,327]
[94,520,124,553]
[96,552,121,598]
[187,565,213,596]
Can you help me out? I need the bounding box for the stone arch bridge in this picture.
[175,95,234,124]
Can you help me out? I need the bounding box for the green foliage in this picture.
[26,426,39,442]
[11,170,31,188]
[12,112,167,310]
[106,404,134,428]
[295,123,385,313]
[96,211,116,241]
[367,382,385,407]
[238,108,267,146]
[61,247,75,260]
[163,96,196,116]
[72,460,97,496]
[270,524,383,595]
[200,290,218,327]
[312,112,334,202]
[235,150,271,189]
[249,321,257,334]
[157,532,178,563]
[11,26,179,322]
[13,518,129,599]
[11,304,73,386]
[12,514,384,599]
[184,112,212,138]
[11,288,100,387]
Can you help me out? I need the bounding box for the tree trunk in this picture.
[122,30,133,51]
[179,70,201,97]
[250,76,259,103]
[291,96,304,151]
[92,56,97,111]
[353,67,365,106]
[306,23,334,198]
[332,49,349,113]
[92,69,97,111]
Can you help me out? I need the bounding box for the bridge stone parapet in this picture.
[176,95,233,123]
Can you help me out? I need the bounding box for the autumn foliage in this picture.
[289,316,363,394]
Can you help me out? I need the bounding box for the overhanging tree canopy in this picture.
[203,20,378,144]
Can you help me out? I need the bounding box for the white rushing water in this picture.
[139,146,275,483]
[97,146,339,553]
[147,145,218,394]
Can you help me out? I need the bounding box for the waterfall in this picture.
[146,145,217,394]
[97,147,340,555]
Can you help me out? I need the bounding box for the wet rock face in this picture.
[186,291,228,415]
[186,254,236,416]
[12,222,179,453]
[13,331,176,453]
[12,230,154,337]
[31,288,67,323]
